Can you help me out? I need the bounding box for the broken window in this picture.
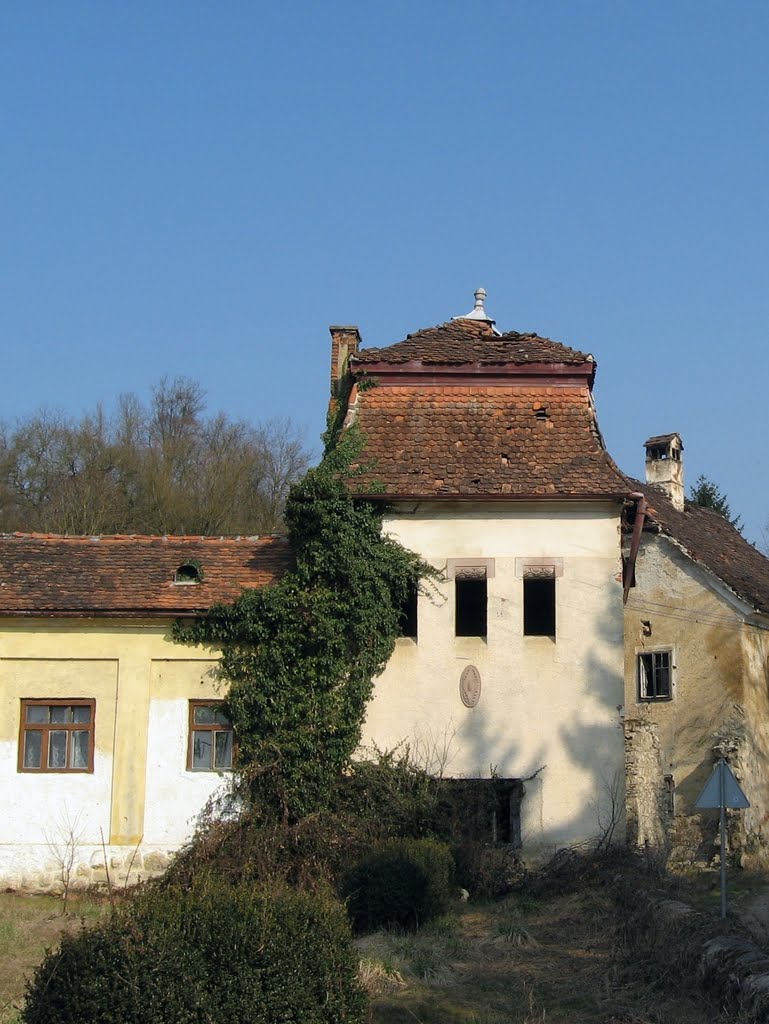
[638,650,672,700]
[456,577,487,637]
[523,575,556,637]
[398,584,418,640]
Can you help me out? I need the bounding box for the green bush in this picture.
[22,879,367,1024]
[342,837,455,933]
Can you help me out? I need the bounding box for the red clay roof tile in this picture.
[352,319,592,366]
[0,534,292,616]
[349,385,628,498]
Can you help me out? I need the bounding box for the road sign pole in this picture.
[720,762,727,919]
[694,756,749,922]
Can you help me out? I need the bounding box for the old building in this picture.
[331,290,630,852]
[7,293,765,890]
[0,534,290,889]
[623,434,769,866]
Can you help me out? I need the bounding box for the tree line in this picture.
[0,377,310,536]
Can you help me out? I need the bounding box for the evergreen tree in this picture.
[689,474,743,532]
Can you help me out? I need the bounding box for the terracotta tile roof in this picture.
[352,319,592,366]
[349,385,629,498]
[0,534,292,617]
[632,483,769,615]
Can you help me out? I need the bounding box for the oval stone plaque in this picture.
[460,665,482,708]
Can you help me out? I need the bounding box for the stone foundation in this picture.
[0,844,175,894]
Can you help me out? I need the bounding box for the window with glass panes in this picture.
[18,700,95,772]
[187,701,234,771]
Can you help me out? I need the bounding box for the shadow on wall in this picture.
[397,577,626,853]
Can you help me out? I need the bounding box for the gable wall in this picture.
[363,500,625,854]
[624,535,769,865]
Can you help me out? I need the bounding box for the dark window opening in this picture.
[523,577,555,636]
[398,585,418,640]
[638,651,672,700]
[456,578,487,637]
[535,407,549,421]
[175,562,203,584]
[439,778,523,847]
[664,774,675,815]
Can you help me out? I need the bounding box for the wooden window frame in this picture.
[187,700,236,772]
[18,699,95,773]
[637,649,673,701]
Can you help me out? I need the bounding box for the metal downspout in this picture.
[623,492,647,605]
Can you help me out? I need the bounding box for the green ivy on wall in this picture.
[173,423,438,820]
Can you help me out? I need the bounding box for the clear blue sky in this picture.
[3,2,768,540]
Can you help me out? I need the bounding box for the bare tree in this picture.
[0,379,309,536]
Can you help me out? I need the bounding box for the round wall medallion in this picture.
[460,665,482,708]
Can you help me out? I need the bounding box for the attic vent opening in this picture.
[174,561,204,585]
[534,407,549,421]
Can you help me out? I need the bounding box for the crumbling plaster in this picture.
[625,535,769,866]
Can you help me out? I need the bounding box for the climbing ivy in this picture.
[173,423,438,820]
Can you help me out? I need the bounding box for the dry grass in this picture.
[0,865,759,1024]
[360,884,743,1024]
[0,892,105,1024]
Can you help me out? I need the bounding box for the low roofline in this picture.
[0,608,204,619]
[362,491,629,503]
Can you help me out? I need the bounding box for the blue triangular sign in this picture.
[694,759,750,810]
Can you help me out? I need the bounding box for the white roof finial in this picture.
[452,287,500,335]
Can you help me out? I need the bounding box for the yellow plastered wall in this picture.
[0,619,219,850]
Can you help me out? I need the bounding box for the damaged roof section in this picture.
[341,317,626,500]
[352,318,594,369]
[0,534,293,617]
[630,483,769,616]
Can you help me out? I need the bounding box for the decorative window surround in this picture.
[447,558,495,580]
[515,557,564,579]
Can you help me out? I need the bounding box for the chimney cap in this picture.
[452,287,501,336]
[644,433,684,452]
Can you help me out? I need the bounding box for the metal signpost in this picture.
[694,759,749,919]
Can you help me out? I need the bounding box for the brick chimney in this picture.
[644,433,684,511]
[328,325,361,395]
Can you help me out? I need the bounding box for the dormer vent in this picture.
[644,433,684,511]
[174,561,204,585]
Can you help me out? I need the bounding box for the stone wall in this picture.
[0,843,174,894]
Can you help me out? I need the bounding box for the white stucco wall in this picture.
[143,660,232,846]
[363,501,625,852]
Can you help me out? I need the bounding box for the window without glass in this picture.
[188,701,235,771]
[638,650,672,700]
[456,578,487,637]
[398,584,418,640]
[19,700,95,773]
[523,577,556,636]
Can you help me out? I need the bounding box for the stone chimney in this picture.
[328,325,361,395]
[644,433,685,511]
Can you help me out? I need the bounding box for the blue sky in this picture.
[3,1,769,540]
